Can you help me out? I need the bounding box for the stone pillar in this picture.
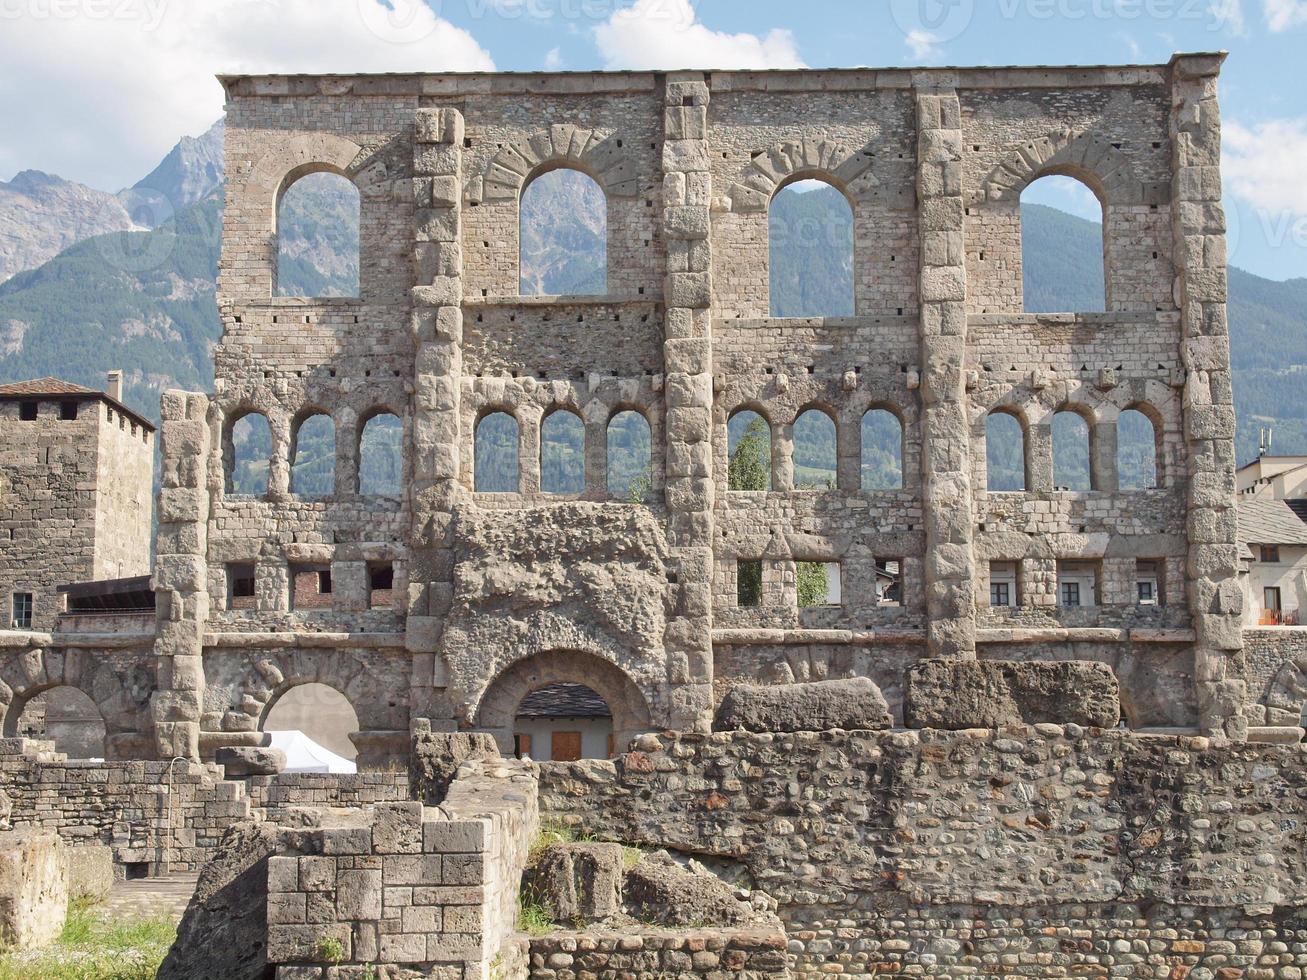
[407,108,465,728]
[1169,53,1245,739]
[151,390,211,761]
[661,73,715,733]
[914,81,977,659]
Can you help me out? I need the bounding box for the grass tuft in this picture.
[0,896,177,980]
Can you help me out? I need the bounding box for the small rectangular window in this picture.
[369,562,395,609]
[737,560,762,608]
[1060,581,1081,608]
[989,561,1018,608]
[19,402,37,421]
[59,401,78,421]
[1136,560,1160,606]
[1057,561,1098,609]
[227,564,256,611]
[875,559,902,606]
[290,565,333,611]
[11,592,33,629]
[1261,545,1281,564]
[1264,586,1282,612]
[798,561,841,608]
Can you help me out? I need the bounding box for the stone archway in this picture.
[474,650,653,757]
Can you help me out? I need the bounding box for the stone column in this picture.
[1169,54,1245,739]
[151,390,211,761]
[661,73,715,733]
[915,81,977,659]
[407,108,465,728]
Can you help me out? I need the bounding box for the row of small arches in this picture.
[475,408,652,496]
[275,164,1106,315]
[985,407,1161,491]
[226,410,401,498]
[726,407,905,492]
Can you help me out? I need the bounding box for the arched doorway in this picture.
[475,651,652,758]
[512,682,614,761]
[13,686,106,759]
[261,682,359,773]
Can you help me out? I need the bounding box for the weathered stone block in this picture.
[0,831,66,950]
[903,659,1121,729]
[714,677,892,733]
[215,745,287,777]
[525,842,623,924]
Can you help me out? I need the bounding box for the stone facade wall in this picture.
[0,396,152,632]
[0,739,250,873]
[537,728,1307,977]
[266,759,538,977]
[526,929,789,979]
[247,771,410,820]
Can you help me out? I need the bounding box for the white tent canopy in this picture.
[266,729,356,774]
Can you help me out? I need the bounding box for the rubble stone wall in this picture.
[537,728,1307,977]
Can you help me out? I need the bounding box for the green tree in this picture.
[797,561,829,607]
[728,416,770,491]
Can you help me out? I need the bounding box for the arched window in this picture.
[769,179,854,317]
[15,687,105,759]
[475,412,519,493]
[541,409,585,494]
[986,411,1026,492]
[1020,174,1105,313]
[262,683,359,772]
[607,410,652,501]
[291,413,335,497]
[793,408,836,490]
[520,167,606,296]
[226,410,272,496]
[1052,409,1092,491]
[275,171,360,298]
[727,410,771,491]
[861,409,903,490]
[1118,408,1160,490]
[359,412,402,497]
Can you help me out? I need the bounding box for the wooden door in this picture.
[551,731,582,762]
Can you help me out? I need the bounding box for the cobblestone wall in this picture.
[537,728,1307,977]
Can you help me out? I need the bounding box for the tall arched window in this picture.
[727,410,771,491]
[541,409,585,494]
[1118,408,1160,490]
[475,412,519,493]
[520,167,606,296]
[291,413,335,497]
[607,410,652,500]
[861,409,903,490]
[986,411,1026,492]
[226,410,272,496]
[769,179,854,317]
[359,412,402,497]
[262,683,359,769]
[276,171,360,298]
[792,408,836,490]
[1052,409,1092,491]
[1020,174,1105,313]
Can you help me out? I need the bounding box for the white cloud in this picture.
[1209,0,1247,34]
[1264,0,1307,30]
[1224,117,1307,218]
[904,30,941,61]
[0,0,494,191]
[544,46,564,70]
[593,0,805,71]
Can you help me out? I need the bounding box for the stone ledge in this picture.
[202,632,408,650]
[463,294,660,309]
[0,630,155,649]
[976,627,1197,644]
[711,628,927,646]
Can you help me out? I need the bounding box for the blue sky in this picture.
[0,0,1304,279]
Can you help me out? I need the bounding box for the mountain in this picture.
[0,170,139,284]
[119,120,225,226]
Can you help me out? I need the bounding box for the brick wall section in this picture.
[527,929,788,978]
[537,729,1307,976]
[267,759,538,977]
[0,739,248,873]
[247,772,410,820]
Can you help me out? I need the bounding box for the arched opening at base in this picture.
[13,686,106,759]
[261,682,360,773]
[512,682,614,761]
[475,650,652,759]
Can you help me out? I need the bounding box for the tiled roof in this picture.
[1237,497,1307,548]
[516,682,612,719]
[0,377,99,396]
